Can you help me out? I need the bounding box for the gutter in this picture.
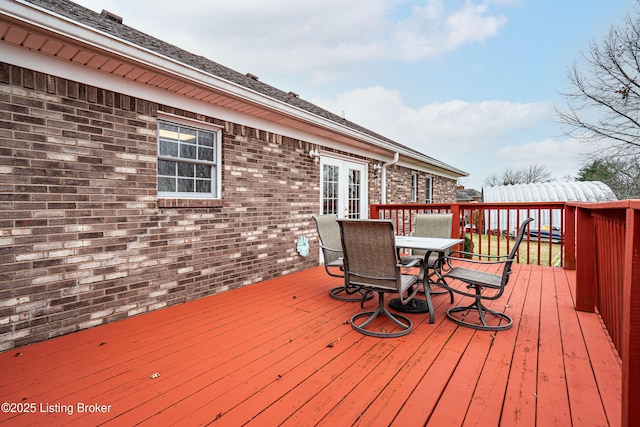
[380,152,399,204]
[2,1,470,179]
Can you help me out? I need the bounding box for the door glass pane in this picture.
[348,169,361,219]
[323,165,339,215]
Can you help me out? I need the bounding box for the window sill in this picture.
[158,198,223,208]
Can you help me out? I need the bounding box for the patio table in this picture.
[389,236,464,322]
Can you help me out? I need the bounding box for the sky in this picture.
[72,0,634,189]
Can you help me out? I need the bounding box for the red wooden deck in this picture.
[0,264,621,426]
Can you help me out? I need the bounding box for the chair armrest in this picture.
[398,258,421,269]
[449,250,509,260]
[319,244,342,254]
[438,254,511,266]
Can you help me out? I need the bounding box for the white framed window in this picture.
[411,173,418,202]
[157,118,222,199]
[425,176,433,203]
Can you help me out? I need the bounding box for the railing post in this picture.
[575,206,596,312]
[622,204,640,427]
[565,203,576,270]
[450,204,460,238]
[370,204,380,219]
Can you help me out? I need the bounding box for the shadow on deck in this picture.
[0,263,622,426]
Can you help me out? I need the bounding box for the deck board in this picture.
[536,265,572,426]
[501,264,541,427]
[0,264,621,427]
[462,264,532,427]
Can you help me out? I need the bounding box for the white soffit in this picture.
[1,0,467,177]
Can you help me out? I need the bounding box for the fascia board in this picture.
[4,0,467,177]
[3,2,390,145]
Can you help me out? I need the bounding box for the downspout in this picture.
[380,152,399,204]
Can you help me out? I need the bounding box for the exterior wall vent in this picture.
[101,10,123,24]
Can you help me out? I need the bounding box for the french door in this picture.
[320,156,368,219]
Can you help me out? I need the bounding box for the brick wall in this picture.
[385,165,457,204]
[0,65,320,350]
[0,64,459,350]
[433,175,458,204]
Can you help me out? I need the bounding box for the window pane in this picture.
[180,143,196,159]
[158,123,179,141]
[199,131,214,147]
[181,127,197,142]
[196,179,211,193]
[348,170,361,218]
[158,159,176,176]
[322,165,339,215]
[198,147,214,161]
[178,178,194,192]
[178,163,194,177]
[158,177,175,192]
[196,164,211,178]
[159,140,178,157]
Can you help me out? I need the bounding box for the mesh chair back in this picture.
[412,213,453,256]
[312,215,343,265]
[338,220,399,292]
[500,218,534,285]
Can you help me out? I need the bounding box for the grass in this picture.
[463,232,564,267]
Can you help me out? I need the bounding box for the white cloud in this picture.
[75,0,510,81]
[72,0,539,187]
[312,86,575,187]
[497,138,588,179]
[313,86,553,150]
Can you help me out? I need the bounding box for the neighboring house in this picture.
[456,186,482,203]
[0,0,467,349]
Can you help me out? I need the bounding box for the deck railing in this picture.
[567,200,640,427]
[370,199,640,427]
[370,202,566,266]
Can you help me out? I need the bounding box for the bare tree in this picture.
[520,164,553,184]
[484,164,553,186]
[557,2,640,155]
[557,2,640,198]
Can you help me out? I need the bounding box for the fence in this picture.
[370,202,566,266]
[567,200,640,427]
[370,200,640,427]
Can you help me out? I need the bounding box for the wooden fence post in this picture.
[622,204,640,427]
[575,206,596,312]
[450,204,460,238]
[564,204,576,270]
[370,204,380,219]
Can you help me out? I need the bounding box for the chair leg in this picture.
[421,282,435,325]
[329,286,373,303]
[351,293,413,338]
[426,273,454,303]
[427,263,454,303]
[446,287,513,331]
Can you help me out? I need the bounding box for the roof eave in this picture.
[4,0,468,178]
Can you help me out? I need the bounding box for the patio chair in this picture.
[338,219,421,338]
[437,217,534,331]
[312,215,371,303]
[400,213,455,299]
